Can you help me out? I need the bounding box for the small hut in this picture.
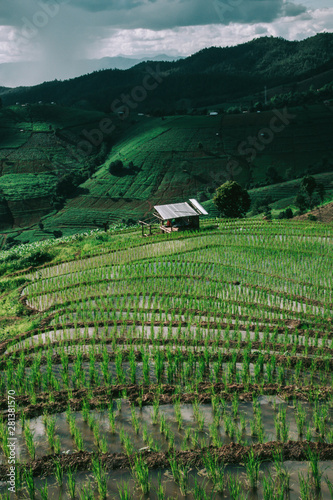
[154,199,208,233]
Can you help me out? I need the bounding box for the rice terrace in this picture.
[0,217,333,499]
[0,30,333,500]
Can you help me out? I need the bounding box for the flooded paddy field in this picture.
[1,220,333,498]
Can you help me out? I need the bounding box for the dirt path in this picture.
[1,383,332,419]
[1,441,333,479]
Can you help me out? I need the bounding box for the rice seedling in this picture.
[79,481,94,500]
[152,398,160,424]
[24,421,36,459]
[82,399,90,421]
[306,423,313,442]
[307,447,323,492]
[193,477,214,500]
[295,403,307,437]
[54,459,64,487]
[40,481,48,500]
[0,421,10,458]
[174,399,183,430]
[117,399,122,413]
[67,467,77,499]
[118,481,133,500]
[245,449,261,491]
[131,454,150,494]
[299,472,312,499]
[155,473,166,500]
[92,457,107,499]
[14,466,24,493]
[228,474,243,500]
[272,449,291,495]
[274,407,289,443]
[66,409,85,451]
[202,452,225,492]
[24,468,35,500]
[122,429,134,456]
[131,405,140,434]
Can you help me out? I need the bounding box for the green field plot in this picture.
[1,220,333,498]
[0,173,57,200]
[0,104,115,232]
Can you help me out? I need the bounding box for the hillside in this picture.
[1,34,333,112]
[0,104,131,233]
[40,103,333,234]
[0,101,332,246]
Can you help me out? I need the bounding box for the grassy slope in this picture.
[0,216,331,344]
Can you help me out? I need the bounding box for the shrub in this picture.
[285,208,293,219]
[20,250,53,268]
[109,160,124,175]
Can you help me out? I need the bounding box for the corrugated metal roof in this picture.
[154,202,198,220]
[189,199,208,215]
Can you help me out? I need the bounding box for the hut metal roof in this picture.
[154,202,198,220]
[189,199,208,215]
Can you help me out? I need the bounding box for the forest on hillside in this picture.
[1,34,333,112]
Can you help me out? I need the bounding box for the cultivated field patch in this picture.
[1,221,333,498]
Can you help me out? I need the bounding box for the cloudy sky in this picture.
[0,0,332,74]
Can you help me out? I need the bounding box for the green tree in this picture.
[295,191,307,213]
[285,208,293,219]
[213,181,251,218]
[317,182,325,204]
[266,167,283,184]
[301,175,316,200]
[295,175,320,212]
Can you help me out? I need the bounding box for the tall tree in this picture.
[213,181,251,218]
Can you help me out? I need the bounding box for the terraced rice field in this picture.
[1,220,333,499]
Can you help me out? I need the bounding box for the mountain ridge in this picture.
[1,33,333,111]
[0,54,182,88]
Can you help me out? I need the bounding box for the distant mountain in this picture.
[0,54,182,88]
[1,34,333,111]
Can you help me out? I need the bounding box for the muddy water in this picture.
[1,459,333,499]
[1,400,332,466]
[1,399,333,497]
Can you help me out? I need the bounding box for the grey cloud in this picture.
[255,25,269,34]
[72,0,309,28]
[282,2,307,16]
[0,0,311,29]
